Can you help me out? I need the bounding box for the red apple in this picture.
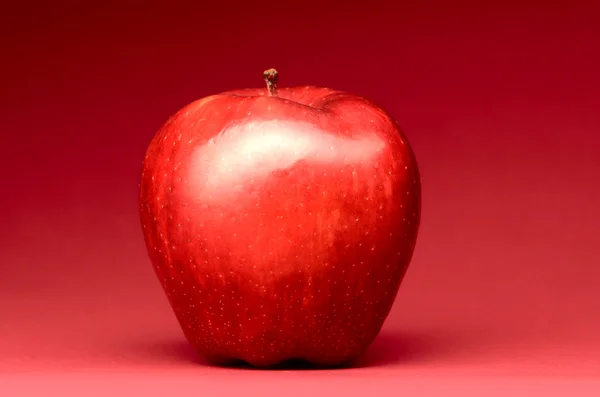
[139,69,421,367]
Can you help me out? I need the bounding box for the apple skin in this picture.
[139,83,421,368]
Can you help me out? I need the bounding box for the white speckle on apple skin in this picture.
[139,87,421,368]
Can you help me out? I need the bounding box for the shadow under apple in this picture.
[119,328,471,370]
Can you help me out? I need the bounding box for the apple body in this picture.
[139,82,421,367]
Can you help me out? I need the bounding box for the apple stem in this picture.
[263,68,279,97]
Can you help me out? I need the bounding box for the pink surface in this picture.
[2,0,599,395]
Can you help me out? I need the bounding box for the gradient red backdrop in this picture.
[1,0,599,395]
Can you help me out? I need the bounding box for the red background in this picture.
[1,0,599,395]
